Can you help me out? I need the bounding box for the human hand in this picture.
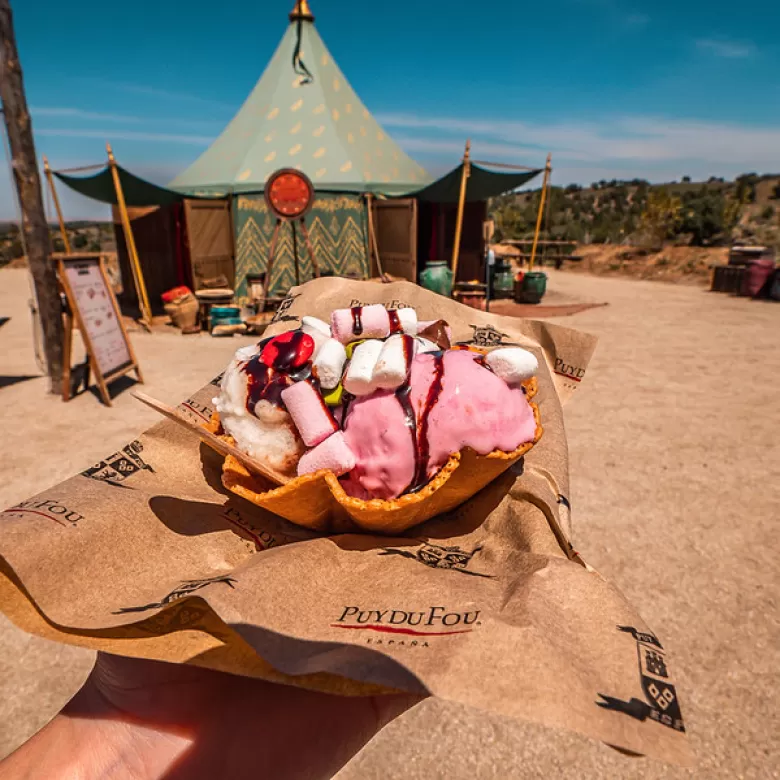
[1,652,420,780]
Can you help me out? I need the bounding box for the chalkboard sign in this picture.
[57,254,143,405]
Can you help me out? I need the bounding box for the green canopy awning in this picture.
[401,163,542,203]
[54,165,198,207]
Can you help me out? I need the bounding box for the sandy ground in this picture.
[1,268,779,777]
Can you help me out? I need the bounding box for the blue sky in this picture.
[3,0,779,218]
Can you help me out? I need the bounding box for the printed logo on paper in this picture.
[178,397,213,424]
[81,440,154,488]
[332,605,481,648]
[597,625,686,732]
[3,498,84,528]
[459,324,520,348]
[210,371,225,387]
[271,293,301,323]
[113,574,237,614]
[554,357,586,385]
[221,506,287,552]
[347,299,413,311]
[379,542,493,578]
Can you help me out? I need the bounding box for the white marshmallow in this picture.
[485,347,538,385]
[396,307,418,336]
[415,337,440,354]
[313,338,347,390]
[235,344,261,361]
[301,316,332,358]
[343,339,383,396]
[373,334,416,390]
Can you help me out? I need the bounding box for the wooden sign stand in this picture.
[56,253,143,406]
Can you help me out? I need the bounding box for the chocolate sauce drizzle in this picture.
[350,306,363,336]
[387,309,402,334]
[389,339,446,494]
[241,332,313,413]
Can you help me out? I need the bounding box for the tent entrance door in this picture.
[183,199,235,290]
[371,198,417,281]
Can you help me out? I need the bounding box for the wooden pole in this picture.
[0,0,64,393]
[43,156,71,253]
[365,193,387,280]
[529,153,552,271]
[107,143,152,327]
[450,139,471,287]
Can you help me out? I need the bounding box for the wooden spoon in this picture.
[133,390,289,486]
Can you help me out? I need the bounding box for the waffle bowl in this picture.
[208,376,542,535]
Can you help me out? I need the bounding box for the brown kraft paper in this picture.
[0,278,691,766]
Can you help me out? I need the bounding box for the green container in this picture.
[515,272,547,304]
[491,262,514,299]
[419,260,454,298]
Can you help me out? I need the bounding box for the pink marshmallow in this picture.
[281,381,337,447]
[331,304,390,344]
[297,431,356,477]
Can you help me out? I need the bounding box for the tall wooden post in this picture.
[0,0,64,393]
[107,143,152,327]
[529,153,552,271]
[43,156,71,253]
[450,139,471,286]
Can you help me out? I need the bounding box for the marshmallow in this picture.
[397,307,418,335]
[485,347,538,385]
[235,343,261,361]
[373,334,416,389]
[301,316,331,358]
[415,337,441,354]
[297,431,356,477]
[343,339,383,396]
[313,337,347,390]
[281,380,338,447]
[331,304,390,344]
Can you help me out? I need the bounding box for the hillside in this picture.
[491,173,780,251]
[0,221,114,268]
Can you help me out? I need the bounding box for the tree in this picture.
[639,189,682,249]
[0,0,63,392]
[682,176,691,183]
[72,232,88,249]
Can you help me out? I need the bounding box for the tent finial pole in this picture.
[107,142,152,329]
[529,153,552,272]
[43,155,71,254]
[450,138,471,289]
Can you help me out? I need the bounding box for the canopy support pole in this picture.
[43,156,71,253]
[450,139,471,286]
[529,153,552,271]
[107,143,152,329]
[365,193,387,281]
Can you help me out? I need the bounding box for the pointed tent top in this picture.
[289,0,314,22]
[170,3,429,197]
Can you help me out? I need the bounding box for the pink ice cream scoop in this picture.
[341,350,537,500]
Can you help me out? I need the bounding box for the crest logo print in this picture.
[379,543,493,578]
[113,575,237,614]
[597,625,685,732]
[81,441,154,488]
[459,324,519,348]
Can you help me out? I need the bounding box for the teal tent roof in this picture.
[54,165,196,207]
[170,4,430,197]
[402,163,542,203]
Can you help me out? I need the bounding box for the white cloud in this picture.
[379,113,780,171]
[77,78,235,111]
[695,38,756,59]
[31,107,143,123]
[35,128,213,146]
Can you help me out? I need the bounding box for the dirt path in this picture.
[1,268,778,777]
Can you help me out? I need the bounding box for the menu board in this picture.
[63,257,132,376]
